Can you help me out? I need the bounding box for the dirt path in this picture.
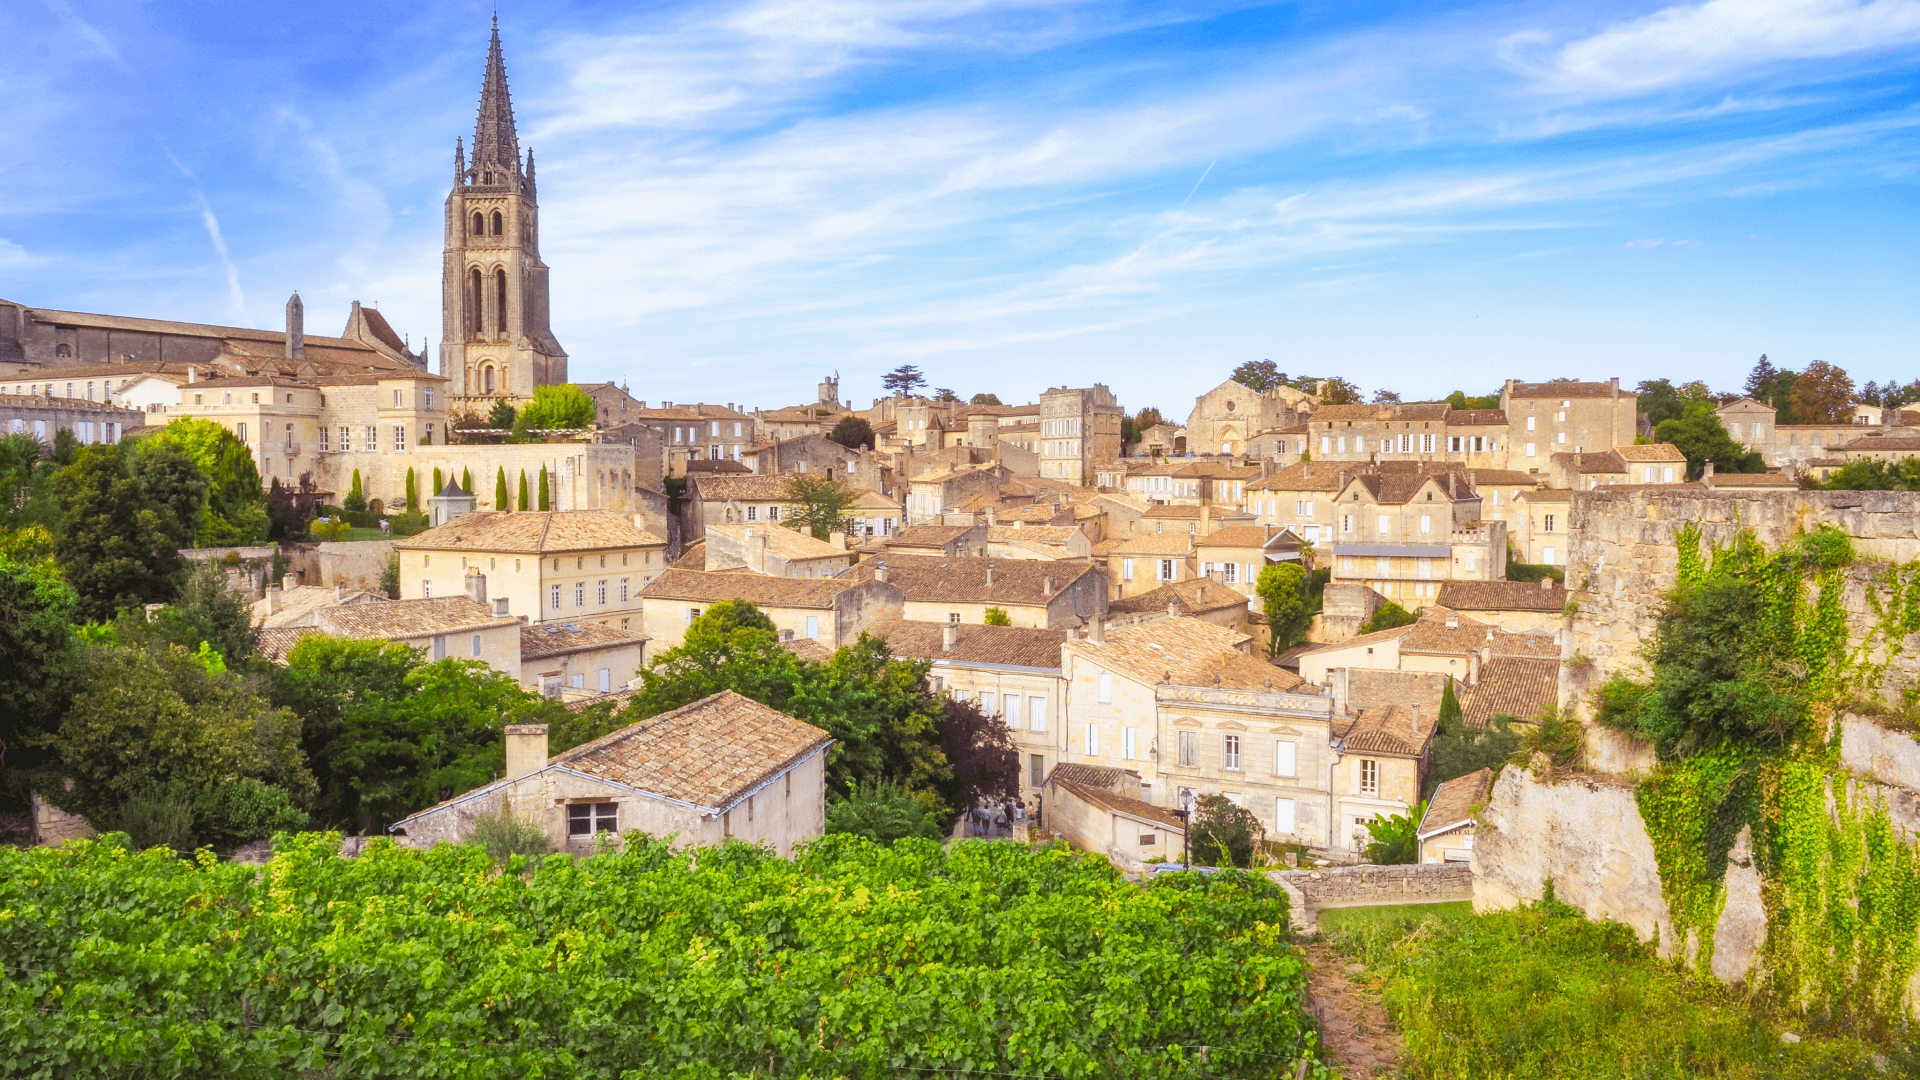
[1302,940,1399,1078]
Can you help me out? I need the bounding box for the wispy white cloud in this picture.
[0,239,32,266]
[195,195,247,323]
[37,0,139,75]
[1508,0,1920,96]
[1625,237,1665,247]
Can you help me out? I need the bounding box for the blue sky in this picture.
[3,0,1918,414]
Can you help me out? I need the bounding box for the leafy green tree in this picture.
[1787,359,1854,424]
[518,469,530,510]
[0,554,80,785]
[1363,803,1423,864]
[969,393,1003,406]
[1256,563,1312,656]
[52,446,186,621]
[1190,794,1264,868]
[935,695,1018,807]
[1133,406,1164,431]
[130,443,206,553]
[46,643,314,832]
[1742,355,1801,423]
[1823,457,1920,491]
[380,550,399,599]
[538,466,550,510]
[345,469,368,513]
[495,467,509,510]
[783,473,859,540]
[1444,390,1501,410]
[0,433,61,536]
[881,365,926,397]
[826,780,946,845]
[1360,600,1416,635]
[1317,378,1362,405]
[982,606,1012,627]
[486,398,518,429]
[433,467,444,495]
[828,415,875,450]
[132,560,259,666]
[513,385,596,436]
[1426,682,1519,796]
[1653,404,1763,479]
[699,599,778,635]
[1230,360,1284,393]
[138,419,268,544]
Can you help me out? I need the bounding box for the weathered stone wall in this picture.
[1276,861,1474,912]
[1563,488,1920,715]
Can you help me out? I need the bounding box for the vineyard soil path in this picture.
[1302,940,1399,1078]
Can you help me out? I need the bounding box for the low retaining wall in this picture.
[1274,862,1476,932]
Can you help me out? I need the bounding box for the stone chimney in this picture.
[336,580,348,603]
[746,528,769,574]
[1331,668,1350,717]
[504,724,549,781]
[1702,460,1716,489]
[985,563,996,587]
[874,562,889,583]
[282,574,297,592]
[1410,701,1421,735]
[942,621,958,652]
[1198,583,1209,603]
[464,567,487,604]
[266,583,283,614]
[285,292,305,361]
[1167,600,1180,620]
[493,596,510,617]
[1042,575,1054,597]
[1445,611,1458,629]
[187,366,197,384]
[1089,614,1105,644]
[987,506,997,526]
[829,530,846,550]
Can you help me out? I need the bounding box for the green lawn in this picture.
[1327,896,1916,1079]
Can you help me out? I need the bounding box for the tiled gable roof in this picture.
[1614,442,1687,462]
[1448,409,1507,425]
[847,554,1097,606]
[1106,534,1192,556]
[1143,505,1203,519]
[639,568,856,609]
[1435,579,1568,613]
[1460,657,1561,727]
[1507,380,1627,399]
[394,511,665,554]
[1344,471,1470,506]
[1107,579,1248,617]
[692,474,791,502]
[1067,619,1300,692]
[552,690,832,811]
[1194,525,1295,550]
[1044,763,1138,791]
[706,523,848,561]
[1056,779,1187,832]
[257,627,319,664]
[874,621,1067,668]
[1418,768,1492,839]
[1336,702,1436,756]
[316,596,517,640]
[886,525,977,548]
[1557,452,1625,474]
[520,621,648,661]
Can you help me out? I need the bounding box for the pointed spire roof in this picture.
[470,13,522,185]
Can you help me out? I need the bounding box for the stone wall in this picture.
[1563,488,1920,715]
[1274,861,1475,932]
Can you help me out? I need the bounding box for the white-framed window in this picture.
[1377,515,1390,534]
[806,615,819,639]
[318,427,328,452]
[423,580,433,598]
[980,692,996,717]
[1083,720,1097,755]
[432,635,446,660]
[746,505,758,521]
[1005,695,1022,729]
[1222,562,1237,584]
[1178,730,1198,766]
[471,635,482,657]
[1275,740,1297,777]
[1543,514,1556,533]
[1420,513,1431,534]
[365,426,377,452]
[1465,551,1478,573]
[1223,735,1242,770]
[599,668,612,692]
[768,505,779,521]
[1122,558,1134,581]
[1275,798,1296,835]
[1320,436,1331,453]
[1543,545,1556,564]
[1029,696,1045,732]
[1122,727,1136,760]
[1663,466,1675,483]
[425,388,434,410]
[567,802,618,837]
[573,583,584,608]
[1526,442,1536,458]
[1097,671,1112,704]
[1526,416,1536,431]
[598,580,607,605]
[1159,559,1174,581]
[1359,758,1379,795]
[1422,433,1434,453]
[687,606,702,625]
[553,586,562,610]
[340,426,351,452]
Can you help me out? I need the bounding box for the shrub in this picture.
[982,606,1011,626]
[1517,704,1586,777]
[469,808,554,864]
[825,780,946,845]
[192,779,308,852]
[1360,600,1416,635]
[343,470,366,514]
[1362,802,1422,864]
[114,787,195,852]
[1190,793,1265,868]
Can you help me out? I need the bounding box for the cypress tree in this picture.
[518,470,530,511]
[344,469,366,513]
[495,467,509,510]
[433,467,444,495]
[538,466,550,511]
[405,467,418,509]
[461,467,473,494]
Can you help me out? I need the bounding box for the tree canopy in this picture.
[1653,404,1764,479]
[1787,360,1854,425]
[881,365,926,397]
[136,419,267,544]
[513,385,596,435]
[1256,562,1312,657]
[782,473,860,540]
[52,446,189,621]
[1230,360,1284,393]
[827,415,875,450]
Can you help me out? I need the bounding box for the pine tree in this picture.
[518,470,530,511]
[495,467,509,510]
[538,466,550,511]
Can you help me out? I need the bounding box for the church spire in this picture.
[469,13,522,189]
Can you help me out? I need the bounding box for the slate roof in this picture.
[874,621,1068,668]
[520,622,648,661]
[1461,657,1562,727]
[639,568,857,608]
[1107,579,1249,617]
[847,554,1097,606]
[1056,779,1188,832]
[316,596,518,640]
[1066,619,1300,692]
[1418,768,1492,840]
[1435,579,1568,613]
[549,691,830,812]
[394,511,665,554]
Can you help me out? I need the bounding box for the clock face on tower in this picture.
[440,15,566,405]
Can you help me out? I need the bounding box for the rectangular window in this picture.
[1222,562,1237,584]
[1377,515,1390,534]
[599,668,612,693]
[423,580,433,598]
[1223,735,1242,770]
[365,426,377,452]
[552,586,562,610]
[1663,466,1675,483]
[806,615,819,639]
[1542,545,1556,564]
[1160,559,1174,581]
[1543,514,1555,533]
[1122,727,1136,760]
[573,583,584,608]
[425,388,434,410]
[621,579,629,603]
[1005,694,1022,729]
[746,505,758,521]
[1526,416,1536,431]
[1337,436,1346,453]
[1526,442,1536,458]
[1320,436,1331,453]
[319,427,328,452]
[1420,513,1431,534]
[595,580,606,605]
[1029,696,1045,732]
[1418,557,1433,579]
[1359,759,1379,795]
[471,635,482,657]
[980,692,996,717]
[432,635,446,660]
[1083,721,1097,755]
[768,506,779,521]
[1377,556,1390,576]
[1122,558,1133,581]
[1275,798,1296,835]
[339,426,351,452]
[1275,740,1297,777]
[1097,671,1112,703]
[567,802,618,837]
[1178,730,1198,766]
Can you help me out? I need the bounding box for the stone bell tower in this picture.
[440,14,566,407]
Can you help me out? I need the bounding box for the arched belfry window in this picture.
[484,366,495,394]
[472,211,484,236]
[495,268,509,336]
[491,211,503,236]
[468,268,484,338]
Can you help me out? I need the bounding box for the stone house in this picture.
[1104,578,1251,633]
[1836,432,1920,465]
[1417,768,1492,864]
[0,390,141,448]
[1326,470,1504,606]
[628,403,757,476]
[253,579,385,628]
[1511,488,1571,566]
[1040,763,1187,868]
[687,473,794,542]
[1060,617,1336,847]
[871,523,987,558]
[846,489,903,538]
[308,585,524,678]
[1331,701,1437,853]
[638,569,904,652]
[703,523,853,579]
[875,621,1069,800]
[1193,525,1300,597]
[520,621,648,697]
[388,692,832,856]
[1296,609,1558,686]
[984,524,1092,561]
[742,433,879,490]
[1244,462,1349,545]
[906,462,1008,526]
[1501,380,1639,472]
[1183,378,1313,459]
[395,510,669,632]
[1103,533,1194,599]
[1038,384,1124,485]
[845,555,1107,629]
[1433,579,1569,633]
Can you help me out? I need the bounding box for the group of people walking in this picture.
[967,793,1027,838]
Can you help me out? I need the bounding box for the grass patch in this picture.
[1327,894,1916,1078]
[1314,901,1469,935]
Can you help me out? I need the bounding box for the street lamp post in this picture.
[1175,788,1196,870]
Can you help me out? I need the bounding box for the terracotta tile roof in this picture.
[1345,471,1468,506]
[251,585,382,628]
[1435,579,1568,613]
[686,459,754,475]
[1045,763,1138,791]
[1614,442,1686,462]
[1519,488,1571,502]
[1195,525,1296,550]
[639,568,857,609]
[394,511,666,554]
[1392,403,1452,421]
[1490,630,1561,659]
[1449,409,1507,425]
[1066,619,1300,692]
[692,474,791,502]
[671,539,707,569]
[1711,472,1800,487]
[875,621,1067,668]
[1838,435,1920,452]
[1461,657,1562,727]
[1466,469,1541,487]
[520,622,648,661]
[847,554,1097,606]
[1107,534,1192,557]
[1507,380,1627,399]
[781,637,835,662]
[257,627,319,664]
[1311,404,1395,422]
[1418,768,1492,839]
[706,523,848,561]
[1144,504,1202,519]
[315,596,518,640]
[1090,538,1128,556]
[1248,462,1349,492]
[1557,452,1625,474]
[566,688,639,714]
[1107,579,1249,617]
[551,690,832,811]
[886,525,978,548]
[1336,702,1436,756]
[1056,779,1187,832]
